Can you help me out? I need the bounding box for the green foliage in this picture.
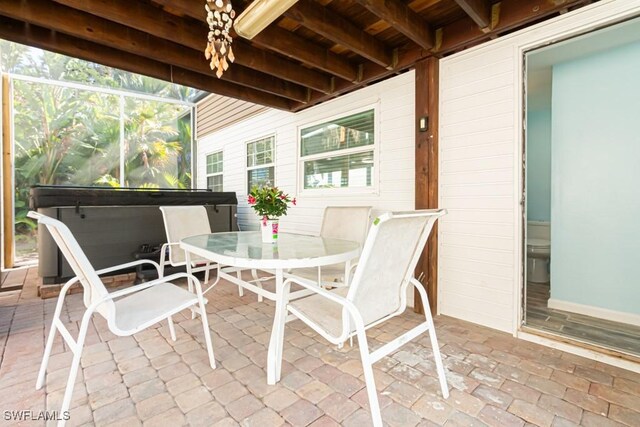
[0,40,205,101]
[1,40,197,254]
[247,186,296,219]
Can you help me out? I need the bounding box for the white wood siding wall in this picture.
[438,0,640,334]
[196,94,267,140]
[197,71,415,235]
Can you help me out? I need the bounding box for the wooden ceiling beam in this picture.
[437,0,590,53]
[0,16,298,111]
[252,26,358,82]
[296,0,590,111]
[453,0,492,30]
[285,0,395,69]
[3,0,309,103]
[51,0,333,95]
[151,0,353,87]
[355,0,434,50]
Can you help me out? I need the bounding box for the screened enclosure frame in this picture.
[2,73,196,267]
[8,74,196,187]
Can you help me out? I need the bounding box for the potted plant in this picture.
[247,186,296,243]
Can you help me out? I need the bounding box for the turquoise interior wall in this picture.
[526,109,552,222]
[550,41,640,315]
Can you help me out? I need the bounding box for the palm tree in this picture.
[5,42,195,260]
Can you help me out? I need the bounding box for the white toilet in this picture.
[527,221,550,283]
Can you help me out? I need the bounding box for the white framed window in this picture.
[205,150,223,191]
[298,106,377,193]
[246,135,275,193]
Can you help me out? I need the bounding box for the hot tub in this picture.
[30,185,238,283]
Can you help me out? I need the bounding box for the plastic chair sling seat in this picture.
[159,206,214,266]
[27,211,216,427]
[289,212,431,339]
[280,210,449,427]
[113,282,199,334]
[290,206,372,285]
[159,206,222,296]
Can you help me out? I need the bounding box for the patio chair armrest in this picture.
[104,272,200,301]
[283,276,355,311]
[59,260,164,298]
[346,262,358,285]
[95,259,162,277]
[160,242,181,254]
[283,276,366,342]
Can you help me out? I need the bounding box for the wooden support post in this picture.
[414,58,439,315]
[2,74,14,269]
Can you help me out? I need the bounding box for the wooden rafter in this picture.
[355,0,434,50]
[152,0,354,86]
[285,0,395,68]
[293,0,591,111]
[0,16,298,111]
[252,26,358,82]
[0,1,307,103]
[0,0,594,112]
[453,0,492,30]
[437,0,591,53]
[47,0,332,95]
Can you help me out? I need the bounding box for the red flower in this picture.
[247,195,256,204]
[292,198,297,206]
[279,194,287,200]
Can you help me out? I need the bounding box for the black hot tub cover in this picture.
[29,185,238,209]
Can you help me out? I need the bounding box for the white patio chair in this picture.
[290,206,372,287]
[160,205,233,296]
[28,211,215,426]
[274,210,449,427]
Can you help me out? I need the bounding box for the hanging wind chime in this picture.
[205,0,236,78]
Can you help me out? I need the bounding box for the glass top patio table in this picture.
[180,231,361,385]
[180,231,361,270]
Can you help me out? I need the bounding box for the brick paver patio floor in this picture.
[1,267,639,426]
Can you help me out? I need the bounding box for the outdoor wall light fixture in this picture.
[419,116,429,132]
[234,0,299,40]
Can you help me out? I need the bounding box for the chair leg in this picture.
[193,277,216,369]
[36,321,58,390]
[355,327,383,427]
[167,316,177,342]
[59,311,92,425]
[184,254,197,320]
[426,313,449,398]
[414,279,449,398]
[37,281,74,390]
[59,348,82,423]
